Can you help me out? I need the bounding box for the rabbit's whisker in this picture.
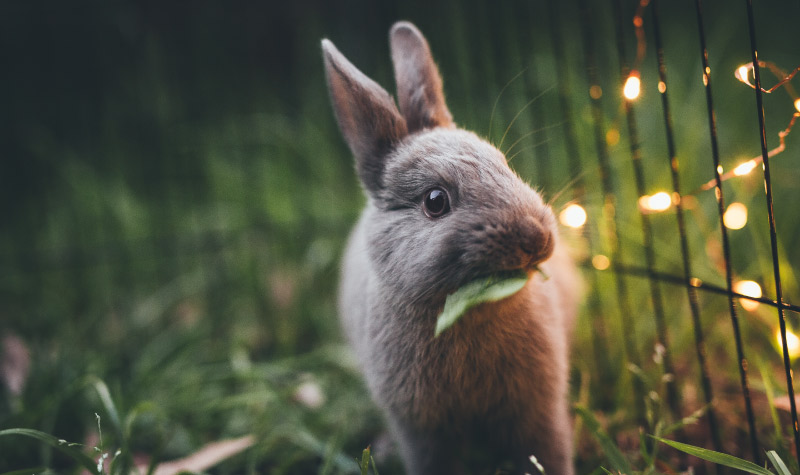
[498,85,554,151]
[488,66,530,141]
[503,120,566,157]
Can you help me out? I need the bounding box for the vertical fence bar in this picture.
[547,0,613,408]
[743,0,800,462]
[693,0,761,463]
[577,0,646,419]
[611,0,681,423]
[650,0,722,455]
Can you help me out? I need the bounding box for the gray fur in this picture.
[324,22,580,475]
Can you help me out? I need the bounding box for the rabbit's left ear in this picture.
[390,22,454,133]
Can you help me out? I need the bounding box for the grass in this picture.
[2,0,800,473]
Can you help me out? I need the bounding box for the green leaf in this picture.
[87,376,123,441]
[359,446,371,475]
[766,450,792,475]
[0,467,48,475]
[434,270,529,337]
[370,456,380,475]
[574,406,633,474]
[0,428,99,474]
[650,436,772,474]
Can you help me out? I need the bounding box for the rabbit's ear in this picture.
[322,39,408,192]
[390,22,454,133]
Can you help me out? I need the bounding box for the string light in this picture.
[698,110,799,192]
[734,61,800,94]
[592,254,610,270]
[723,202,748,230]
[733,160,758,176]
[733,280,762,311]
[690,61,800,193]
[776,328,800,360]
[623,72,642,100]
[559,204,587,228]
[638,191,673,213]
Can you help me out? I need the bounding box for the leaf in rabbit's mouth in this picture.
[434,268,530,337]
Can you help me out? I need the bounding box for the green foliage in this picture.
[435,269,529,336]
[575,406,634,475]
[651,437,794,475]
[0,428,99,474]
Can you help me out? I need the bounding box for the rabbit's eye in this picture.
[422,187,450,218]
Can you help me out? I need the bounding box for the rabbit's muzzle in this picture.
[475,213,555,274]
[516,214,555,270]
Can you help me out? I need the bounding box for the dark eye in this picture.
[422,187,450,218]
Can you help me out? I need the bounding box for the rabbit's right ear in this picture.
[322,39,408,193]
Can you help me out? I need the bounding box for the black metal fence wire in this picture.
[692,0,761,464]
[744,0,800,462]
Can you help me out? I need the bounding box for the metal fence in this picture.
[560,0,800,466]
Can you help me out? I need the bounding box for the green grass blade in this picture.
[359,446,371,475]
[370,456,380,475]
[766,450,792,475]
[0,428,99,474]
[650,436,772,474]
[574,406,633,474]
[0,468,48,475]
[87,376,123,441]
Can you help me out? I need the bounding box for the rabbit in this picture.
[322,21,580,475]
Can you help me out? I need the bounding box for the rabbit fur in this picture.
[323,21,580,475]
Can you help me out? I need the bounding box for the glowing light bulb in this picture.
[777,328,800,360]
[592,254,610,270]
[723,202,748,230]
[560,204,587,228]
[638,192,672,213]
[623,73,641,100]
[733,280,762,311]
[658,81,666,93]
[737,65,749,82]
[795,98,800,113]
[733,160,758,176]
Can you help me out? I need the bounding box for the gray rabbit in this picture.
[322,21,580,475]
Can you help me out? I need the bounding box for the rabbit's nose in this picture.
[518,215,554,269]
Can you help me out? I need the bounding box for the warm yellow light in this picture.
[777,328,800,360]
[737,65,749,82]
[592,254,610,270]
[734,280,762,311]
[560,204,587,228]
[639,191,672,212]
[733,160,758,176]
[795,98,800,113]
[623,74,641,100]
[650,192,672,211]
[658,81,666,93]
[589,85,603,100]
[606,128,620,146]
[723,202,748,230]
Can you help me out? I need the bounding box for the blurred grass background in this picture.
[1,0,799,473]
